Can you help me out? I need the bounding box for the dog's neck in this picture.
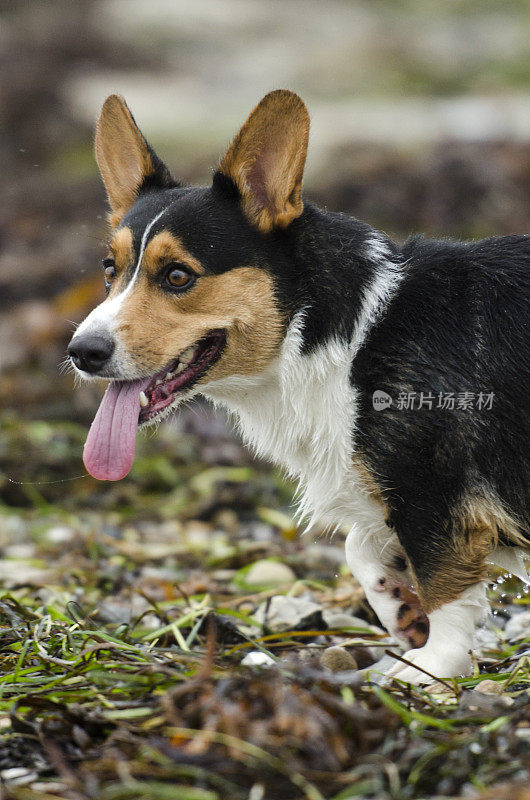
[203,313,360,527]
[203,233,404,528]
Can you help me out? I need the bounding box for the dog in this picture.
[68,90,529,684]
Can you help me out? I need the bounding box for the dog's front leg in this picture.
[345,524,429,650]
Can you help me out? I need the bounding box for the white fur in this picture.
[345,524,411,646]
[352,236,405,356]
[386,583,489,683]
[201,245,494,684]
[203,237,405,535]
[204,315,381,532]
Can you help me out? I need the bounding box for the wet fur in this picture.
[72,91,530,682]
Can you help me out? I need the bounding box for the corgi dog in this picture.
[68,90,529,684]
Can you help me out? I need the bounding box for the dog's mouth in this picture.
[138,330,226,424]
[82,330,226,482]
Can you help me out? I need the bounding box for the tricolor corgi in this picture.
[68,90,530,683]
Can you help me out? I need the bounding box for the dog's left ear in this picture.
[95,94,173,226]
[217,90,310,233]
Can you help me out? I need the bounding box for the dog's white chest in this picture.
[203,314,387,533]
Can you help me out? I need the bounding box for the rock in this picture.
[357,654,400,683]
[45,524,75,544]
[474,679,504,695]
[245,560,296,587]
[254,596,324,632]
[320,646,358,671]
[241,651,275,667]
[429,681,457,695]
[0,767,38,786]
[302,544,347,570]
[505,610,530,639]
[4,544,35,559]
[322,609,383,634]
[474,625,501,649]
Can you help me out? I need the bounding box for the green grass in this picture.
[0,412,529,799]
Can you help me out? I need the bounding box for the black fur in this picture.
[120,158,529,594]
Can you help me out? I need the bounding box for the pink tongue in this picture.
[83,379,149,481]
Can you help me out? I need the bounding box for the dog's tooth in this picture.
[139,391,148,408]
[155,378,162,386]
[180,345,197,364]
[176,363,185,374]
[166,371,173,380]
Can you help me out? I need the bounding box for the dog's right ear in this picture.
[95,94,173,226]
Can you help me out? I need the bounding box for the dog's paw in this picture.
[391,584,429,648]
[373,578,429,648]
[386,643,472,685]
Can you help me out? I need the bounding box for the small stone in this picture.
[254,595,324,632]
[212,569,237,582]
[505,610,530,639]
[322,609,383,633]
[245,560,296,587]
[0,768,37,785]
[4,544,35,559]
[213,509,239,533]
[474,679,504,695]
[241,651,275,667]
[320,646,357,671]
[429,681,456,695]
[45,525,75,543]
[474,625,501,649]
[302,544,347,569]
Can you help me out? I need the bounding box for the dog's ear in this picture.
[95,94,173,226]
[217,90,310,233]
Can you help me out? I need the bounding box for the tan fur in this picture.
[139,231,205,276]
[108,227,133,271]
[460,494,528,548]
[352,455,389,517]
[416,493,528,614]
[114,232,284,380]
[95,95,154,225]
[219,90,310,233]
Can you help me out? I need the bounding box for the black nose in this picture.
[68,334,115,374]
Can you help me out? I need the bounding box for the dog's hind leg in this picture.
[385,510,492,684]
[386,582,487,684]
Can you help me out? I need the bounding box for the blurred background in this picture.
[0,0,529,503]
[0,6,529,793]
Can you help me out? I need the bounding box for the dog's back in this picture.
[70,89,529,683]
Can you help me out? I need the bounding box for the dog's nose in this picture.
[68,334,115,374]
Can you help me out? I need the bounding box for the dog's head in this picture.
[68,90,310,480]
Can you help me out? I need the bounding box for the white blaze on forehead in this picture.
[117,207,167,304]
[74,207,167,340]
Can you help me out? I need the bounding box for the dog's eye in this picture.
[102,258,116,286]
[165,265,195,291]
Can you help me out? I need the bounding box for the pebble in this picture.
[254,595,324,632]
[474,679,504,695]
[504,610,530,638]
[302,544,347,569]
[322,609,384,634]
[0,768,37,785]
[4,544,36,559]
[241,651,275,667]
[474,625,501,649]
[245,560,296,587]
[45,524,75,544]
[320,646,358,671]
